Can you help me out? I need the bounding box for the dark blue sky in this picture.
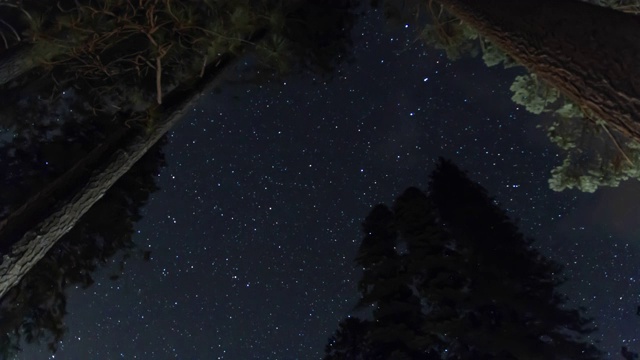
[23,6,640,360]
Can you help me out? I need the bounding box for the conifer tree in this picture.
[326,158,603,359]
[429,158,602,359]
[356,205,424,359]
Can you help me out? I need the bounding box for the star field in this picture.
[22,8,640,360]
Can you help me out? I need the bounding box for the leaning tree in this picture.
[0,0,359,303]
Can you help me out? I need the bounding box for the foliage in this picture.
[0,0,275,115]
[373,0,640,193]
[418,7,478,60]
[509,74,559,115]
[325,158,603,359]
[539,103,640,192]
[477,0,640,193]
[0,0,360,131]
[480,39,518,68]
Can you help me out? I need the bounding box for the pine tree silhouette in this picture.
[325,158,602,359]
[428,157,600,359]
[356,204,424,359]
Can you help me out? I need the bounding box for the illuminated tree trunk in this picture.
[0,48,251,300]
[0,0,347,300]
[436,0,640,140]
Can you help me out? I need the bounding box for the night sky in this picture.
[23,7,640,360]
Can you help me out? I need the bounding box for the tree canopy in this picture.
[373,0,640,193]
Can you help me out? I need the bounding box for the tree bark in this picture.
[435,0,640,140]
[0,124,131,254]
[0,27,266,300]
[0,0,320,301]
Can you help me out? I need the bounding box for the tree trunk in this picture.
[436,0,640,140]
[0,27,266,299]
[0,0,322,299]
[0,124,131,254]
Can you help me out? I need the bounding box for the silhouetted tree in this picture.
[429,158,601,359]
[326,158,603,359]
[357,205,425,359]
[393,186,464,358]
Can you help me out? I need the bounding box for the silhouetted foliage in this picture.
[326,158,603,359]
[325,317,373,359]
[354,204,425,359]
[232,0,360,86]
[0,0,360,131]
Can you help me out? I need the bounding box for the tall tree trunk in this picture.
[0,123,131,254]
[435,0,640,140]
[0,28,267,300]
